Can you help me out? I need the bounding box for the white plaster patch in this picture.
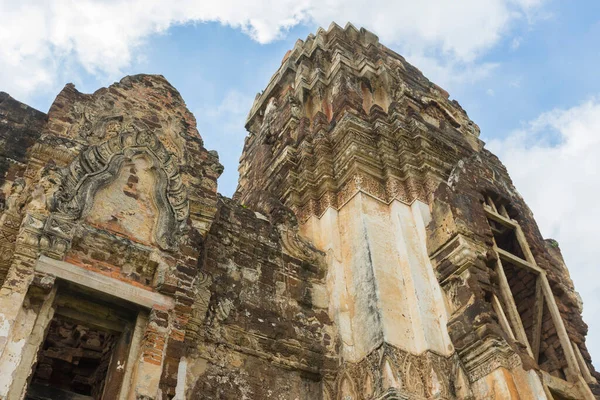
[0,337,26,397]
[242,266,260,282]
[310,284,328,309]
[0,315,10,336]
[254,211,269,221]
[225,259,241,281]
[174,356,188,400]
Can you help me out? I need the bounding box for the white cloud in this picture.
[511,36,523,50]
[509,77,522,88]
[402,52,500,89]
[487,98,600,368]
[0,0,545,101]
[202,90,254,122]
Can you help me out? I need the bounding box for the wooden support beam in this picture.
[494,256,534,357]
[54,307,126,333]
[492,294,516,340]
[576,375,597,400]
[539,274,580,383]
[531,278,544,363]
[512,221,590,390]
[514,224,538,266]
[542,371,580,400]
[486,195,498,213]
[485,201,593,394]
[572,341,598,384]
[54,293,134,327]
[496,247,543,274]
[102,324,132,399]
[542,383,556,400]
[490,224,509,236]
[499,204,510,218]
[542,371,596,400]
[120,312,148,400]
[484,205,518,229]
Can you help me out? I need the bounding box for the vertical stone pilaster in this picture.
[0,274,56,400]
[132,306,171,400]
[0,212,47,377]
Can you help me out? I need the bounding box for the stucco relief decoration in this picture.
[68,104,127,143]
[0,179,26,271]
[26,165,63,214]
[327,344,461,400]
[260,97,279,145]
[0,179,26,229]
[53,123,189,251]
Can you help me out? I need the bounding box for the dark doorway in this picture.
[25,284,138,400]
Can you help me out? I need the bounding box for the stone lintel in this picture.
[35,255,175,310]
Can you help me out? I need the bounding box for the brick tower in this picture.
[236,23,598,399]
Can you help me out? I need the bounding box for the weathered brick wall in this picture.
[0,92,46,195]
[0,94,46,284]
[186,196,336,399]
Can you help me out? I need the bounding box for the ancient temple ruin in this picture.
[0,23,597,399]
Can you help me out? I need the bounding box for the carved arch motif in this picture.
[338,372,358,400]
[402,358,424,397]
[55,127,189,250]
[420,97,461,128]
[363,370,374,398]
[381,356,402,391]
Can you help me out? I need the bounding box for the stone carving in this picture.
[209,298,234,323]
[0,179,27,280]
[0,74,223,400]
[288,93,302,120]
[26,165,62,213]
[2,179,25,215]
[327,343,464,400]
[70,104,98,139]
[261,97,278,144]
[461,339,522,383]
[55,125,189,250]
[70,104,127,143]
[420,98,461,129]
[391,81,409,103]
[278,224,323,265]
[185,270,212,342]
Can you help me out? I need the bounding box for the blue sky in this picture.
[9,1,600,197]
[1,0,599,368]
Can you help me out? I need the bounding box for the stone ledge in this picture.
[35,255,174,310]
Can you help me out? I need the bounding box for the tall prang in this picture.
[236,23,598,399]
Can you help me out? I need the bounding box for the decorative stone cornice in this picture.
[460,338,522,383]
[325,342,472,400]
